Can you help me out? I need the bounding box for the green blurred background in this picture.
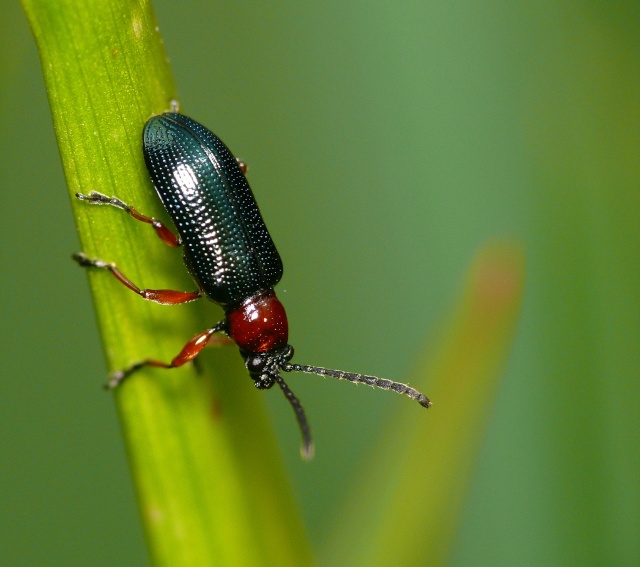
[2,1,638,565]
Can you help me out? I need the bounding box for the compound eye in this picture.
[245,354,267,374]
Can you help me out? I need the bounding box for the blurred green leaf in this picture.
[324,241,525,567]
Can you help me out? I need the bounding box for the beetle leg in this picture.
[76,191,181,247]
[73,252,201,305]
[105,321,228,388]
[235,157,248,174]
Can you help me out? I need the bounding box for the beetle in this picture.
[74,111,430,457]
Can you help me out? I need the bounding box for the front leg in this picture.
[106,321,228,388]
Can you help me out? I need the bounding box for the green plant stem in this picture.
[22,1,313,565]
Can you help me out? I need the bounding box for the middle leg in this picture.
[73,252,202,305]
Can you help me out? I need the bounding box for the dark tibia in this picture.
[272,373,314,459]
[76,191,181,247]
[104,321,227,389]
[282,363,431,409]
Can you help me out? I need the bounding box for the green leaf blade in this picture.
[324,241,525,567]
[22,1,314,565]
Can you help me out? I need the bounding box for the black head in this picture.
[242,345,295,390]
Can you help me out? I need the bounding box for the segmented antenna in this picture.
[273,373,314,459]
[281,363,431,408]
